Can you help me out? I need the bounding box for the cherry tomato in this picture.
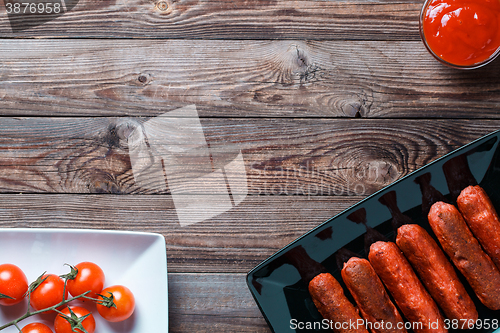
[21,322,53,333]
[0,263,28,306]
[96,285,135,322]
[54,306,95,333]
[66,262,105,299]
[30,274,68,311]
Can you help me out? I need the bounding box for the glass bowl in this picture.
[419,0,500,70]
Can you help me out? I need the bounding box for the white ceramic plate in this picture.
[0,228,168,333]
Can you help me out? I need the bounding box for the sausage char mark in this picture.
[428,201,500,310]
[342,257,407,333]
[457,185,500,271]
[309,273,369,333]
[368,241,446,333]
[396,224,477,320]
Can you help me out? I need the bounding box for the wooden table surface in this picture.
[1,0,500,332]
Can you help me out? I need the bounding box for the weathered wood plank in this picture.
[0,194,361,272]
[168,273,270,333]
[0,0,419,40]
[0,118,497,196]
[0,40,500,118]
[0,118,500,195]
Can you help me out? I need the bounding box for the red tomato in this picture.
[66,262,105,299]
[54,306,95,333]
[21,322,53,333]
[30,274,68,311]
[96,285,135,322]
[0,263,28,306]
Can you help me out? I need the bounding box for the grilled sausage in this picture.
[457,185,500,271]
[309,273,368,333]
[368,241,446,333]
[428,201,500,310]
[341,257,407,333]
[396,224,478,321]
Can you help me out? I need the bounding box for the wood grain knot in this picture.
[337,93,372,118]
[155,0,175,15]
[137,74,151,85]
[264,43,321,86]
[109,119,142,149]
[90,178,124,194]
[339,99,366,118]
[156,1,168,11]
[328,145,403,195]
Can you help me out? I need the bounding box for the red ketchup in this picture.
[421,0,500,68]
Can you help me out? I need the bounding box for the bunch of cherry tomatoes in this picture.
[0,262,135,333]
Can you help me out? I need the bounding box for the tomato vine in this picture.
[0,266,117,333]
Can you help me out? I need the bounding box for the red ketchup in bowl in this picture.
[420,0,500,68]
